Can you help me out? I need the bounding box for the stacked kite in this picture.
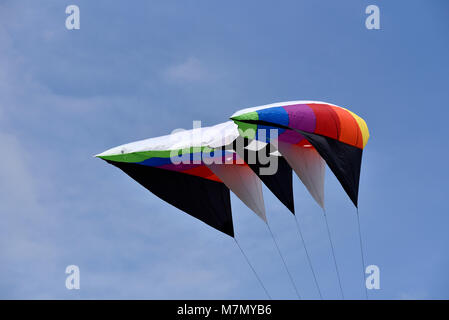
[96,101,369,238]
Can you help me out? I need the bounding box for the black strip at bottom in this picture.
[295,130,363,207]
[230,137,295,214]
[106,160,234,237]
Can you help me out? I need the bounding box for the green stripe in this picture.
[231,111,259,140]
[230,111,259,122]
[97,146,214,163]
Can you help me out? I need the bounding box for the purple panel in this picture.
[278,104,316,144]
[157,163,203,172]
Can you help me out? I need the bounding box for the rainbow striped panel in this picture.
[97,148,246,182]
[231,102,369,149]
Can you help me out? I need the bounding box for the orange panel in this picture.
[330,106,363,148]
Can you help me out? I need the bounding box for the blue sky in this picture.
[0,0,448,299]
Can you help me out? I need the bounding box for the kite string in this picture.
[356,208,369,300]
[293,215,323,299]
[323,209,345,299]
[233,237,271,300]
[266,223,302,300]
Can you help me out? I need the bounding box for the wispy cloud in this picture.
[164,57,212,83]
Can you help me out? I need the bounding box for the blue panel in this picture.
[137,157,172,167]
[256,107,289,142]
[137,150,230,167]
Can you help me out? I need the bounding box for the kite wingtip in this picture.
[94,149,111,159]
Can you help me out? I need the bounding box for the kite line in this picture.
[356,208,369,299]
[293,215,323,299]
[266,223,302,299]
[234,237,271,299]
[322,209,344,299]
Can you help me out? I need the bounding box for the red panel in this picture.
[294,139,314,148]
[307,103,341,140]
[182,165,222,182]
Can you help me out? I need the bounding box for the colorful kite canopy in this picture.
[96,101,369,238]
[231,101,369,208]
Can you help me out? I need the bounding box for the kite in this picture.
[96,100,370,299]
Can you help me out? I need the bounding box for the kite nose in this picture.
[94,145,126,159]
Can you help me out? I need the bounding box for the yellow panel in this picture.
[345,109,370,148]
